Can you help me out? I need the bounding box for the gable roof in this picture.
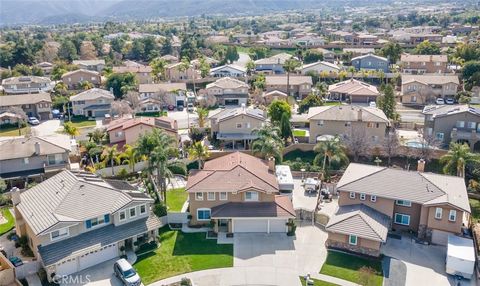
[0,135,70,161]
[337,163,470,212]
[301,61,340,71]
[206,77,249,89]
[211,195,295,218]
[61,69,100,78]
[186,152,278,193]
[16,170,153,235]
[400,54,448,63]
[0,92,52,107]
[351,53,388,62]
[422,105,480,118]
[70,88,114,102]
[401,74,460,85]
[210,64,247,74]
[307,105,389,123]
[326,204,390,242]
[328,79,379,96]
[255,53,292,65]
[210,107,265,122]
[139,83,187,93]
[2,76,51,85]
[265,75,312,85]
[106,116,177,132]
[72,59,105,66]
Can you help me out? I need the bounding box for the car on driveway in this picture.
[436,98,445,105]
[445,98,455,105]
[114,258,141,286]
[28,117,40,125]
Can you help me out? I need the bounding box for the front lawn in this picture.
[299,276,339,286]
[0,208,15,235]
[134,226,233,284]
[167,188,188,212]
[293,129,307,137]
[0,126,28,137]
[320,251,383,286]
[68,117,96,128]
[470,198,480,223]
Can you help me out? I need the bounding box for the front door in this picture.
[219,219,229,232]
[87,110,93,117]
[124,238,133,250]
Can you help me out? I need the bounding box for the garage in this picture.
[269,219,287,233]
[431,229,449,245]
[233,219,268,233]
[55,243,118,276]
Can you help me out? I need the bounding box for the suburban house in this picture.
[107,116,179,146]
[307,105,390,144]
[61,69,101,89]
[72,59,105,72]
[191,57,220,69]
[164,62,199,81]
[401,74,459,105]
[12,170,162,279]
[209,106,266,149]
[299,61,341,76]
[325,162,471,256]
[112,61,153,84]
[343,48,375,57]
[409,34,443,45]
[36,62,54,75]
[138,83,187,109]
[293,35,325,46]
[400,54,448,74]
[70,88,115,118]
[205,77,249,106]
[315,48,336,63]
[0,136,71,185]
[0,252,17,285]
[265,75,313,98]
[0,112,22,126]
[210,65,247,78]
[186,152,295,233]
[0,93,52,120]
[422,105,480,151]
[327,79,380,104]
[159,54,179,63]
[254,53,292,74]
[262,90,288,105]
[351,54,389,72]
[1,76,52,94]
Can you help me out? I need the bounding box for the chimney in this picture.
[10,187,21,206]
[417,159,426,172]
[34,141,40,155]
[357,108,363,121]
[268,157,275,172]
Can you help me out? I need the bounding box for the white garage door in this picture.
[431,230,449,246]
[233,219,268,233]
[79,243,118,271]
[56,258,79,276]
[269,219,287,233]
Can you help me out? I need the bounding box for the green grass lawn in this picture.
[320,251,383,286]
[293,129,307,137]
[134,226,233,284]
[470,198,480,223]
[167,188,188,212]
[284,149,316,165]
[68,118,96,128]
[0,208,15,235]
[299,276,339,286]
[0,126,28,137]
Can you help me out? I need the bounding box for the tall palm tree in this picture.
[53,82,68,96]
[347,66,356,79]
[251,125,283,161]
[120,144,139,172]
[314,136,349,178]
[282,59,301,97]
[188,141,210,169]
[63,121,79,138]
[196,107,209,128]
[149,57,167,81]
[102,145,120,176]
[440,143,480,177]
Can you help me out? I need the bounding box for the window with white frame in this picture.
[467,122,476,129]
[140,204,146,214]
[370,195,377,202]
[394,213,410,225]
[90,215,106,227]
[51,228,69,241]
[360,193,366,201]
[129,207,136,218]
[197,208,211,221]
[317,120,324,126]
[245,191,259,201]
[195,192,203,200]
[349,235,357,245]
[456,121,465,128]
[435,207,442,219]
[396,200,412,207]
[449,210,457,222]
[119,210,126,221]
[219,192,227,200]
[349,192,355,199]
[207,192,215,200]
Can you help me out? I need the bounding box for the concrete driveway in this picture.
[31,119,61,136]
[60,258,123,286]
[292,179,319,211]
[382,235,478,286]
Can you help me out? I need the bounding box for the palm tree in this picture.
[80,81,94,90]
[102,145,120,176]
[196,107,209,128]
[440,143,480,177]
[91,128,106,144]
[314,136,349,179]
[150,57,167,81]
[282,59,301,97]
[63,121,79,138]
[246,60,256,76]
[347,66,356,79]
[188,141,210,169]
[53,82,68,96]
[120,144,138,172]
[251,125,283,161]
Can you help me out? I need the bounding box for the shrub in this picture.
[358,266,376,286]
[168,162,187,176]
[153,202,167,217]
[117,168,129,179]
[180,278,193,286]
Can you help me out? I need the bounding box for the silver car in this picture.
[113,258,141,286]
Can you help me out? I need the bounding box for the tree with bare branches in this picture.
[111,100,133,117]
[383,131,400,166]
[415,129,441,162]
[124,91,141,113]
[344,127,369,162]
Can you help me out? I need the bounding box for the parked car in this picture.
[369,101,377,108]
[9,256,23,267]
[28,117,40,125]
[436,98,445,105]
[114,259,141,286]
[187,103,194,112]
[177,105,184,111]
[445,98,455,105]
[52,109,62,119]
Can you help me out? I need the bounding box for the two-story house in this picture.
[327,79,380,104]
[254,53,293,74]
[0,93,52,120]
[70,88,115,118]
[209,106,266,149]
[164,62,199,82]
[422,105,480,151]
[325,162,470,256]
[186,152,295,233]
[210,65,247,78]
[299,61,341,76]
[401,74,459,105]
[265,75,312,98]
[0,136,71,185]
[400,54,448,74]
[113,61,154,84]
[138,83,187,110]
[351,54,389,72]
[12,170,161,279]
[307,105,390,144]
[36,62,54,75]
[61,69,102,89]
[107,116,179,146]
[72,59,106,72]
[205,77,249,106]
[1,76,52,94]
